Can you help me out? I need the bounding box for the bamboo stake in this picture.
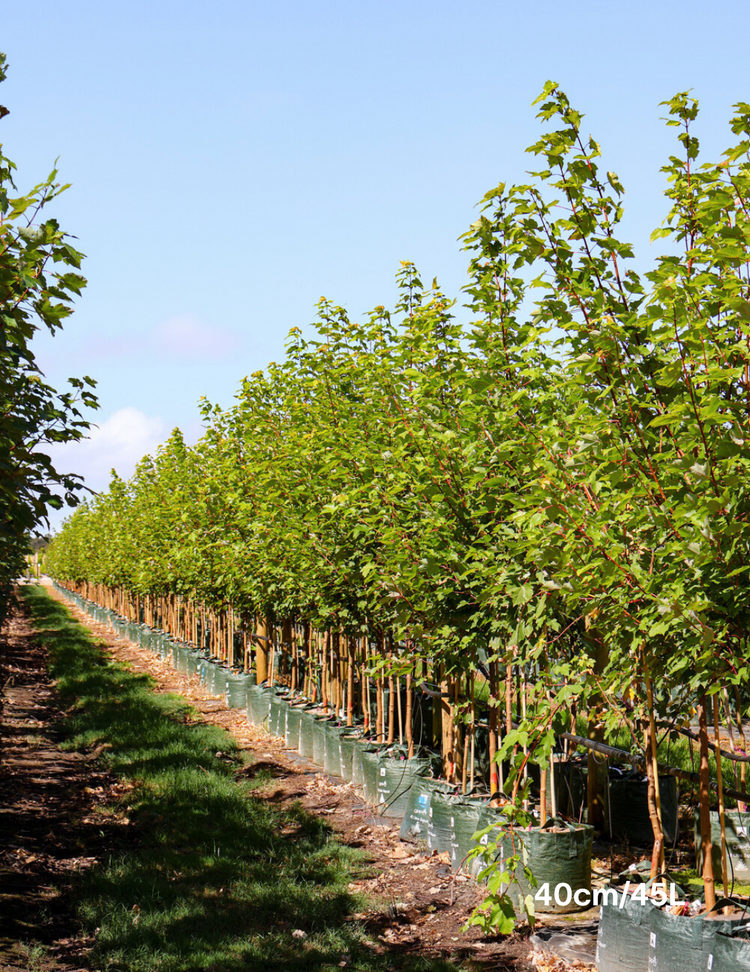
[405,670,414,759]
[396,675,403,746]
[698,696,717,910]
[387,671,396,745]
[714,695,729,898]
[521,670,529,811]
[489,661,499,796]
[550,752,557,818]
[470,672,476,791]
[734,686,747,808]
[347,636,355,727]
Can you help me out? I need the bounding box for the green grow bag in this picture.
[204,662,228,698]
[298,709,315,758]
[324,723,344,777]
[375,754,432,819]
[185,649,201,679]
[247,685,274,727]
[203,659,217,693]
[446,795,491,871]
[352,739,380,789]
[213,665,229,699]
[708,930,750,972]
[469,804,508,878]
[198,656,210,686]
[226,671,255,709]
[427,786,460,854]
[139,627,153,652]
[473,817,593,914]
[595,888,660,972]
[361,747,385,803]
[174,644,189,676]
[695,809,750,884]
[609,772,679,845]
[428,788,494,869]
[648,900,750,972]
[285,704,304,750]
[338,730,361,782]
[268,694,288,738]
[312,716,329,767]
[400,777,453,843]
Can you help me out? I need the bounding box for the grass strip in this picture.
[24,586,457,972]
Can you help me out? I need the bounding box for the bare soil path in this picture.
[0,593,129,972]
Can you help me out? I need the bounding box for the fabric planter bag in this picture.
[285,704,304,751]
[312,716,329,767]
[468,804,510,879]
[648,900,750,972]
[297,708,316,759]
[447,795,492,872]
[323,722,343,777]
[707,929,750,972]
[225,671,255,710]
[471,816,593,914]
[427,789,492,870]
[185,649,202,679]
[212,665,229,699]
[203,659,218,694]
[608,772,679,845]
[400,777,453,843]
[695,809,750,885]
[198,656,210,687]
[361,747,387,804]
[595,886,661,972]
[352,739,380,789]
[338,730,362,782]
[173,644,190,676]
[375,754,433,819]
[268,694,289,738]
[247,685,274,728]
[427,786,466,854]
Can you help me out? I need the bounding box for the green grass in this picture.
[24,587,458,972]
[670,868,750,898]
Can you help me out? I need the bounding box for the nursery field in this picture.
[11,74,750,972]
[0,585,548,972]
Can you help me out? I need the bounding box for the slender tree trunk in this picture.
[644,662,665,876]
[255,615,269,685]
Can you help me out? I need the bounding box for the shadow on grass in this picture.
[24,587,459,972]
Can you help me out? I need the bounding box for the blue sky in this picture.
[2,0,749,528]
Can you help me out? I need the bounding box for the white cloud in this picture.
[47,406,167,497]
[152,314,241,359]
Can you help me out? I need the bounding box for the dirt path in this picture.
[0,594,129,972]
[2,587,540,971]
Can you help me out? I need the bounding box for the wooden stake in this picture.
[698,696,716,910]
[714,694,729,898]
[489,661,499,796]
